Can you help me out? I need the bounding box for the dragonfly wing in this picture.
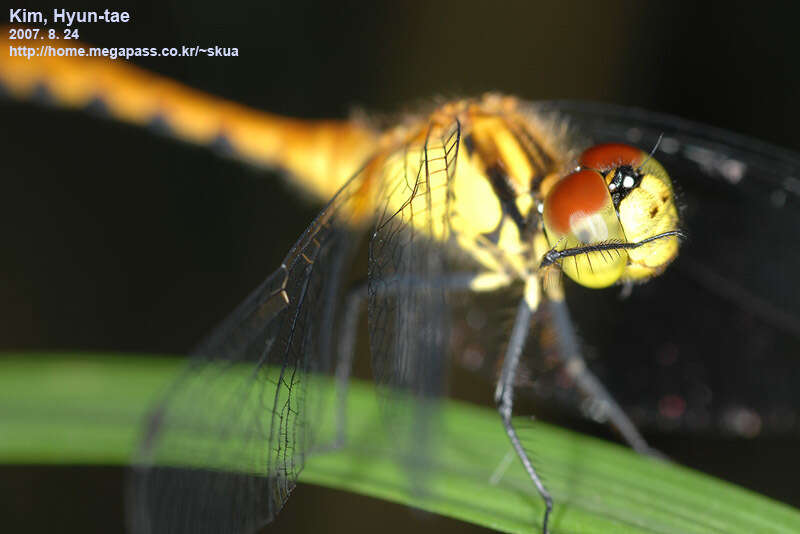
[534,101,800,435]
[129,164,370,534]
[367,119,462,471]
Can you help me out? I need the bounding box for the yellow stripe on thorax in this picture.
[374,98,568,277]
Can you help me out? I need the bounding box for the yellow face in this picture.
[542,143,681,288]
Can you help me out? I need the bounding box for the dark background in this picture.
[1,1,799,532]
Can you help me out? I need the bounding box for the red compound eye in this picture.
[579,143,644,170]
[542,168,628,288]
[543,169,609,235]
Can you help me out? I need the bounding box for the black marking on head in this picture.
[607,164,643,208]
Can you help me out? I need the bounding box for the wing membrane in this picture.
[129,163,369,534]
[369,119,460,395]
[366,119,462,480]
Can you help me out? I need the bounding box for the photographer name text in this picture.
[9,8,131,26]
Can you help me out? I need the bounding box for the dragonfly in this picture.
[3,32,800,534]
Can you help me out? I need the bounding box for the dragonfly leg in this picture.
[495,281,553,534]
[548,296,663,458]
[334,272,513,448]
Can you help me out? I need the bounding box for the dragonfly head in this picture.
[541,143,681,288]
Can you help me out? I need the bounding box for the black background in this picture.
[2,1,799,532]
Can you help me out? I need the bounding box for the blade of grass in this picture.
[0,353,798,533]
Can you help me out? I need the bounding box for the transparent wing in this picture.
[532,101,800,436]
[368,119,460,395]
[366,119,462,478]
[129,162,369,534]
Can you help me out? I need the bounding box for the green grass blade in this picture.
[0,353,798,533]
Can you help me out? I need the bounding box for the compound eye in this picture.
[542,169,627,288]
[579,143,644,170]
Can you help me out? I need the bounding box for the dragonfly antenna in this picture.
[637,133,664,171]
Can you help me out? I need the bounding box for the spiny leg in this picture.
[494,280,553,534]
[545,279,662,458]
[333,271,513,448]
